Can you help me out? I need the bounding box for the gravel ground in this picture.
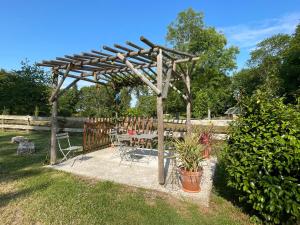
[48,147,217,207]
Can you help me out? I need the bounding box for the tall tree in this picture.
[232,32,295,101]
[280,24,300,101]
[166,8,238,118]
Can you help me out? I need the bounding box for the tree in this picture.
[232,34,292,100]
[58,84,80,117]
[136,93,156,117]
[0,61,51,115]
[76,85,115,117]
[115,87,131,116]
[280,24,300,102]
[166,8,238,118]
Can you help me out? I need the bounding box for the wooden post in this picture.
[26,116,30,133]
[1,116,4,132]
[157,49,164,185]
[50,69,59,165]
[186,69,192,134]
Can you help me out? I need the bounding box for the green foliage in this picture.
[224,92,300,224]
[193,75,233,118]
[124,107,141,116]
[76,85,115,117]
[174,133,204,172]
[166,8,238,117]
[165,88,186,116]
[115,87,131,116]
[58,84,79,117]
[280,24,300,101]
[0,61,51,115]
[136,94,156,116]
[232,25,300,103]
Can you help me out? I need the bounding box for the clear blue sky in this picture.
[1,0,300,75]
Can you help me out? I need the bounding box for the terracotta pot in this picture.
[202,145,211,159]
[179,167,203,193]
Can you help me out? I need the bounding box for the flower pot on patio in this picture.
[179,167,203,193]
[173,133,204,193]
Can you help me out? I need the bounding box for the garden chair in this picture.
[56,133,83,162]
[116,134,135,165]
[109,129,118,147]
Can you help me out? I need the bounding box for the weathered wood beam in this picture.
[162,66,173,99]
[140,36,197,59]
[140,36,155,48]
[114,44,153,64]
[50,69,59,165]
[117,53,161,95]
[49,64,71,102]
[103,45,145,65]
[126,41,144,50]
[156,49,164,185]
[186,68,192,134]
[58,72,107,85]
[174,56,200,64]
[95,63,156,76]
[82,53,125,68]
[140,68,156,82]
[44,47,159,70]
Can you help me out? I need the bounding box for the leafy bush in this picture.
[224,93,300,224]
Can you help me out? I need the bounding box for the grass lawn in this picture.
[0,130,252,225]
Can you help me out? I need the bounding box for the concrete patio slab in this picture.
[47,147,217,207]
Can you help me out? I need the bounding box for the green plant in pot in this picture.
[174,133,204,193]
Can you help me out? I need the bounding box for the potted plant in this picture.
[174,133,204,193]
[199,125,214,159]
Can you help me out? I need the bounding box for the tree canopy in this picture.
[0,61,51,115]
[166,8,239,118]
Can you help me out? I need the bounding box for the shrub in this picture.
[224,93,300,224]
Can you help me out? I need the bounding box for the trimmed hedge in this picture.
[224,94,300,224]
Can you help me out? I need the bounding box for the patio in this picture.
[48,147,217,207]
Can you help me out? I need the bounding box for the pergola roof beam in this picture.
[58,72,107,86]
[117,53,161,95]
[126,41,144,50]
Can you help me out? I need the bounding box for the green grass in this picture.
[0,131,252,225]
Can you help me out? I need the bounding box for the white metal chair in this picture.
[116,134,135,165]
[56,133,83,162]
[109,129,119,147]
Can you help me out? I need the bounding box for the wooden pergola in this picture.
[38,36,199,185]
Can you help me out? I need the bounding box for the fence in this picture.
[0,115,232,141]
[83,118,113,151]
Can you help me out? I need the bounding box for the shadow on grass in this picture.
[213,159,239,204]
[213,158,256,222]
[0,168,43,183]
[0,182,50,207]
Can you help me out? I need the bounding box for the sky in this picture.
[1,0,300,88]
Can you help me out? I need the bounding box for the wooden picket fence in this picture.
[83,118,114,152]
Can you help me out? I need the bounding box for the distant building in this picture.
[224,106,241,119]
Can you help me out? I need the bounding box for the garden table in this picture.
[118,133,158,161]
